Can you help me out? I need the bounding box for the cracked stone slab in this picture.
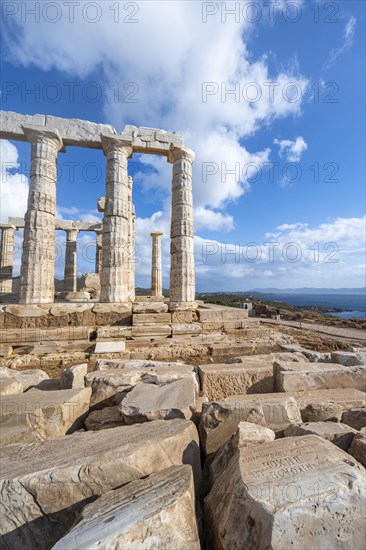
[52,465,200,550]
[205,435,366,550]
[0,419,200,550]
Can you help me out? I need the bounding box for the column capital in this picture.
[100,134,133,157]
[0,224,16,231]
[65,228,79,241]
[151,231,163,238]
[168,146,195,164]
[21,124,64,151]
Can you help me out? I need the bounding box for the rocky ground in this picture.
[0,322,365,549]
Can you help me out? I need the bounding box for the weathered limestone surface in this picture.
[205,435,366,550]
[0,225,15,293]
[131,324,172,338]
[301,401,343,422]
[226,351,308,364]
[80,272,100,299]
[120,378,196,423]
[19,126,63,304]
[0,366,49,390]
[0,419,200,550]
[84,406,124,430]
[53,465,200,550]
[93,359,188,371]
[198,361,273,400]
[133,312,172,325]
[294,388,366,416]
[341,408,366,430]
[349,433,366,467]
[331,351,366,366]
[0,376,23,395]
[60,363,87,389]
[274,360,366,392]
[200,394,302,455]
[209,422,275,487]
[285,422,357,451]
[0,387,91,446]
[150,231,164,298]
[85,369,141,408]
[169,147,195,303]
[132,301,168,313]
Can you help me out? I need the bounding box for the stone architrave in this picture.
[63,229,79,292]
[19,125,63,304]
[151,231,164,297]
[100,135,133,303]
[0,225,15,293]
[168,146,195,305]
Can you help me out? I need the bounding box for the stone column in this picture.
[19,126,63,304]
[100,135,133,303]
[63,229,79,292]
[127,176,135,301]
[0,225,15,293]
[95,229,103,274]
[151,231,163,298]
[168,146,196,304]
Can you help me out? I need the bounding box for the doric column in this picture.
[95,228,103,274]
[19,125,63,304]
[168,146,196,303]
[100,134,133,303]
[0,225,15,293]
[63,229,79,292]
[127,176,135,300]
[151,231,163,297]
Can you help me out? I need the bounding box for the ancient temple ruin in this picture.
[0,111,195,310]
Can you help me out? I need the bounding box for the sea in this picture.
[258,293,366,320]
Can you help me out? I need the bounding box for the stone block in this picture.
[341,408,366,430]
[349,433,366,467]
[131,324,171,338]
[95,341,126,353]
[301,401,343,422]
[132,301,168,313]
[205,435,366,550]
[274,361,366,392]
[171,310,193,323]
[52,465,200,550]
[331,351,366,366]
[0,344,13,357]
[133,312,171,325]
[171,323,202,336]
[200,394,301,455]
[60,363,87,389]
[0,376,23,395]
[84,406,124,430]
[0,419,200,549]
[0,366,49,390]
[198,361,273,400]
[285,422,357,451]
[120,378,196,423]
[0,387,91,446]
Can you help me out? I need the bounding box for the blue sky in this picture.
[1,0,365,290]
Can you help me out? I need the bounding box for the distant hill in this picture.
[248,288,366,295]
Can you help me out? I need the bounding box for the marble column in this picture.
[63,229,79,292]
[0,225,15,293]
[95,228,103,274]
[19,126,63,304]
[151,231,163,298]
[168,146,196,304]
[127,176,135,301]
[100,135,133,303]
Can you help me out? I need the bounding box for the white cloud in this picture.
[0,140,29,223]
[274,136,308,162]
[2,1,309,231]
[325,15,356,68]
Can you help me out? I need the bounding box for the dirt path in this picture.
[261,318,366,345]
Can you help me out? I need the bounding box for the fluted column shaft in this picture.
[151,231,163,297]
[168,147,195,303]
[127,176,135,300]
[100,135,133,303]
[63,229,79,292]
[0,225,15,293]
[95,229,103,274]
[19,126,63,304]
